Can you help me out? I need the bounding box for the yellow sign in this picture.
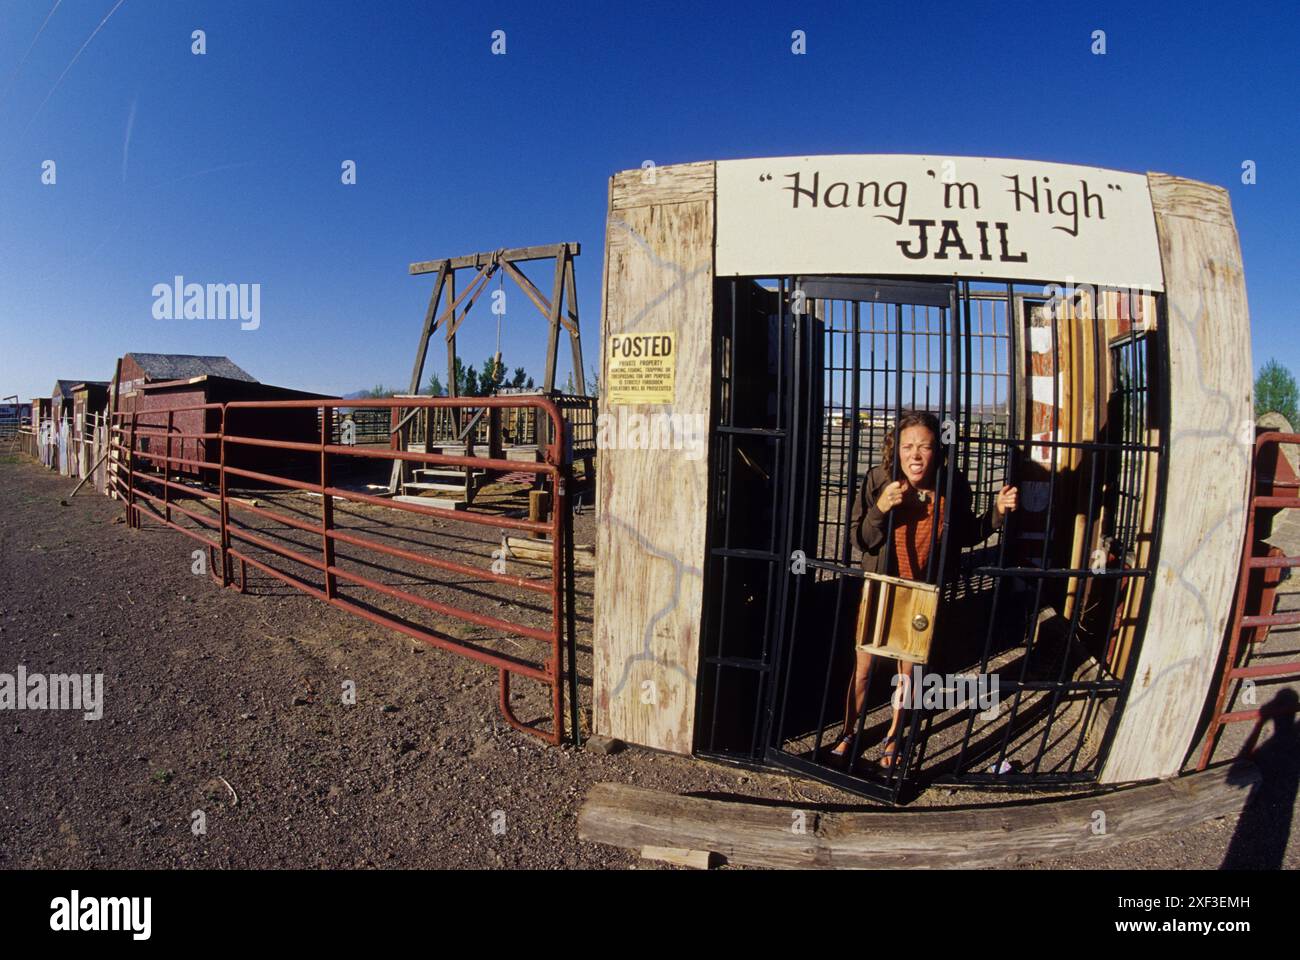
[607,332,676,404]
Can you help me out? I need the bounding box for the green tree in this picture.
[425,372,444,396]
[510,366,528,389]
[480,355,505,394]
[450,357,469,396]
[1256,358,1299,425]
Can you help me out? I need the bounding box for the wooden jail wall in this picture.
[592,161,716,754]
[1100,174,1253,783]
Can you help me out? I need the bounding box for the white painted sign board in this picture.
[715,155,1164,291]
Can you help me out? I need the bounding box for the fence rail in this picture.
[112,395,580,745]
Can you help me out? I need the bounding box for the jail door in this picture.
[696,277,960,802]
[763,278,960,803]
[698,277,1155,803]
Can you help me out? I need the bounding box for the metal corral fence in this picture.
[110,395,581,745]
[398,392,596,459]
[327,407,392,445]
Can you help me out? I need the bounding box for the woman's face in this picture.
[898,424,937,486]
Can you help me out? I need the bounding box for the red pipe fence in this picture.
[109,396,581,745]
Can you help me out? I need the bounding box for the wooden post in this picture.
[445,268,458,402]
[592,162,716,754]
[390,262,448,494]
[529,489,552,538]
[1099,174,1254,783]
[564,251,586,395]
[543,245,567,393]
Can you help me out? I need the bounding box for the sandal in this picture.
[879,733,901,769]
[826,733,856,766]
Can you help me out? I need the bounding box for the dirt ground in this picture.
[0,456,1294,869]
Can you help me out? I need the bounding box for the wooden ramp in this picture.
[578,762,1260,869]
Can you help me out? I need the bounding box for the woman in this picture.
[829,411,1018,769]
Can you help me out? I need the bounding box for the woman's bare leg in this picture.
[839,649,876,744]
[880,660,912,767]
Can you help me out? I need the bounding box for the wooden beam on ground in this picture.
[410,242,582,276]
[640,846,715,869]
[506,535,594,571]
[578,763,1261,869]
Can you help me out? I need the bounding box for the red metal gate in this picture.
[109,396,580,745]
[1198,430,1300,768]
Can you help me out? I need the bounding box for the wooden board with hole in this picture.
[853,572,939,664]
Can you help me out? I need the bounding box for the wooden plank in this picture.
[505,535,594,571]
[499,258,555,322]
[442,261,498,340]
[1100,174,1253,783]
[409,242,582,276]
[640,845,714,869]
[407,262,448,390]
[579,764,1260,869]
[391,264,448,494]
[592,162,716,754]
[542,245,567,392]
[609,162,715,210]
[445,270,458,397]
[564,253,586,394]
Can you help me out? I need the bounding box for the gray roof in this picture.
[126,353,255,383]
[53,379,96,398]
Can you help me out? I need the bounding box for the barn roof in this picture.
[125,353,255,382]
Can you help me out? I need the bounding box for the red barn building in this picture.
[111,354,333,486]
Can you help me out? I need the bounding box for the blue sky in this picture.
[1,0,1296,403]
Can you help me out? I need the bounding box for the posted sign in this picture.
[607,332,676,404]
[715,155,1164,291]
